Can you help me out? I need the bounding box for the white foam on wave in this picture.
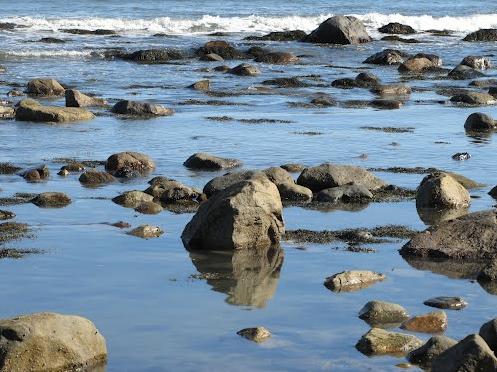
[1,50,94,58]
[3,12,497,36]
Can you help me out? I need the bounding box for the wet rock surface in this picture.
[16,99,95,123]
[355,328,423,356]
[324,270,385,292]
[237,327,271,343]
[31,192,71,208]
[400,311,448,333]
[407,335,457,369]
[183,152,241,170]
[358,300,409,326]
[424,296,468,310]
[127,225,164,239]
[304,16,371,44]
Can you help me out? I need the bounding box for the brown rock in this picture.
[401,311,448,333]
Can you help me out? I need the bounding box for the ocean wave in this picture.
[0,50,95,58]
[3,13,497,36]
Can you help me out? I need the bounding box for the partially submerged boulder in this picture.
[263,167,312,202]
[324,270,385,292]
[197,40,246,60]
[228,63,260,76]
[79,171,115,185]
[363,49,409,65]
[121,49,183,63]
[356,328,423,356]
[254,52,299,64]
[464,112,497,131]
[181,176,284,250]
[398,57,436,73]
[112,190,154,208]
[0,312,107,372]
[297,163,386,192]
[184,153,241,170]
[22,165,49,182]
[31,192,71,208]
[358,300,409,326]
[451,92,496,105]
[371,84,411,96]
[378,23,415,34]
[245,30,307,41]
[400,210,497,260]
[448,64,485,80]
[416,172,470,209]
[145,178,202,204]
[407,336,457,369]
[400,311,448,333]
[65,89,107,107]
[105,152,155,176]
[315,183,373,203]
[15,99,95,123]
[304,16,371,44]
[111,100,173,117]
[461,56,492,70]
[26,78,64,96]
[237,327,271,343]
[127,225,163,239]
[464,29,497,42]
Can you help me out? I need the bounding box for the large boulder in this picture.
[31,192,71,208]
[363,49,410,65]
[297,163,386,192]
[448,64,485,80]
[26,78,65,96]
[479,318,497,354]
[197,40,247,60]
[400,210,497,260]
[431,334,497,371]
[203,170,262,197]
[416,172,470,209]
[464,112,497,131]
[378,22,415,34]
[111,100,173,117]
[65,89,107,107]
[304,16,371,44]
[358,300,409,326]
[398,57,436,73]
[407,336,457,369]
[183,153,241,170]
[181,176,284,251]
[0,312,107,372]
[105,152,155,176]
[464,29,497,42]
[15,99,95,123]
[79,171,115,185]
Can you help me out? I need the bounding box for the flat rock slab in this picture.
[16,99,95,123]
[423,296,468,310]
[324,270,385,292]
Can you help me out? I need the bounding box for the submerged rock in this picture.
[203,170,262,197]
[398,56,437,73]
[15,99,95,123]
[400,210,497,260]
[364,49,409,65]
[105,152,155,176]
[245,30,307,41]
[263,167,312,202]
[416,172,470,209]
[407,335,457,369]
[197,40,247,60]
[229,63,260,76]
[127,225,163,239]
[448,64,485,80]
[182,177,284,251]
[255,52,299,64]
[304,16,371,44]
[188,80,210,91]
[237,327,271,343]
[112,190,154,208]
[355,328,423,356]
[400,311,448,333]
[111,100,173,117]
[324,270,385,292]
[184,153,241,170]
[22,165,49,182]
[378,22,415,34]
[464,112,497,131]
[461,56,492,70]
[358,300,409,326]
[0,312,107,372]
[451,92,496,105]
[431,334,497,371]
[423,296,468,310]
[79,170,115,186]
[0,210,15,220]
[464,29,497,42]
[479,318,497,354]
[65,89,107,107]
[297,163,386,192]
[26,78,65,96]
[315,183,373,203]
[134,201,163,214]
[31,192,71,208]
[371,84,411,96]
[121,49,183,63]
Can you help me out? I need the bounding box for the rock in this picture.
[15,99,95,123]
[22,165,49,182]
[112,190,154,208]
[369,99,403,110]
[315,183,373,203]
[398,57,436,73]
[184,153,241,170]
[127,225,163,239]
[61,163,86,172]
[424,297,468,310]
[199,53,224,62]
[461,56,492,70]
[0,106,15,119]
[479,318,497,354]
[381,35,420,43]
[400,311,448,333]
[415,53,442,66]
[181,176,284,251]
[416,172,470,209]
[134,201,163,214]
[7,89,23,97]
[446,172,484,189]
[62,28,116,35]
[331,78,357,89]
[38,37,66,43]
[297,163,386,192]
[189,80,210,91]
[490,186,497,199]
[79,171,115,185]
[311,95,336,106]
[358,300,409,326]
[471,79,497,88]
[58,169,69,177]
[400,210,497,260]
[263,167,312,202]
[255,52,298,65]
[26,78,65,96]
[0,312,107,372]
[0,210,15,220]
[304,16,371,44]
[464,29,497,42]
[371,84,411,96]
[378,23,416,34]
[65,89,107,107]
[356,328,423,356]
[364,49,410,65]
[110,221,131,229]
[203,170,262,197]
[280,163,305,173]
[431,334,497,371]
[214,65,231,73]
[452,152,471,161]
[197,40,246,60]
[324,270,385,292]
[448,64,485,80]
[121,49,183,63]
[105,152,155,176]
[464,112,497,131]
[478,259,497,282]
[355,72,380,88]
[245,30,307,41]
[31,192,71,208]
[229,63,260,76]
[489,86,497,98]
[237,327,271,343]
[111,100,173,117]
[451,92,496,105]
[145,179,201,203]
[407,336,458,369]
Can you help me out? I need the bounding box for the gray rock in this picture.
[416,172,470,209]
[121,49,183,63]
[26,78,65,96]
[229,63,260,76]
[464,112,497,131]
[304,16,371,44]
[324,270,385,292]
[65,89,107,107]
[128,225,164,239]
[424,296,468,310]
[448,64,485,80]
[451,92,496,105]
[16,99,95,123]
[407,336,457,369]
[363,49,409,65]
[464,29,497,42]
[184,152,241,170]
[199,53,224,62]
[378,22,415,34]
[255,52,299,64]
[264,167,312,201]
[479,318,497,354]
[188,80,210,91]
[280,163,306,173]
[111,100,173,116]
[461,56,492,70]
[22,165,49,182]
[356,328,423,356]
[182,176,284,251]
[358,300,409,326]
[371,84,411,96]
[0,312,107,372]
[112,190,154,208]
[203,170,262,197]
[31,192,71,208]
[134,201,163,214]
[145,179,202,203]
[197,40,247,60]
[297,163,386,192]
[431,334,497,371]
[398,57,436,73]
[315,183,373,203]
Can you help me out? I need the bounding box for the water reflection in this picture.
[465,130,493,145]
[188,245,284,308]
[417,206,469,226]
